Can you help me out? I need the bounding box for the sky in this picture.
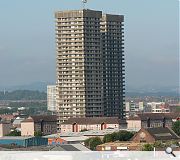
[0,0,179,89]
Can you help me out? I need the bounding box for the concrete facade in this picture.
[47,85,57,112]
[21,121,34,136]
[101,14,125,119]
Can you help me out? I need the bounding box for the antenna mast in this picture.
[82,0,87,9]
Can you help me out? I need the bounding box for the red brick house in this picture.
[132,127,180,143]
[21,115,57,136]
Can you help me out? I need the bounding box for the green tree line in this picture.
[84,130,135,150]
[0,90,46,100]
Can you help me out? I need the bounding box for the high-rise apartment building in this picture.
[101,14,125,118]
[55,9,125,129]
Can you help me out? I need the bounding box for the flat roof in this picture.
[44,128,121,138]
[0,136,47,140]
[0,136,34,140]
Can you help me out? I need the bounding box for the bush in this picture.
[103,131,135,143]
[84,137,102,151]
[117,130,134,141]
[34,131,42,137]
[142,144,154,151]
[6,130,21,136]
[103,134,114,143]
[153,141,165,148]
[172,121,180,136]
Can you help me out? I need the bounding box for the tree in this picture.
[103,131,135,143]
[153,141,165,148]
[103,134,114,143]
[84,137,102,151]
[117,130,134,141]
[142,144,154,151]
[6,130,21,136]
[172,121,180,136]
[34,131,42,137]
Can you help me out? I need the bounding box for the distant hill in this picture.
[0,90,47,100]
[126,85,179,97]
[126,91,179,97]
[0,82,178,98]
[0,82,54,92]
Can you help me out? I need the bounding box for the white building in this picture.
[147,102,170,113]
[47,85,57,112]
[125,101,144,117]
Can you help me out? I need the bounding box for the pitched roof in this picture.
[165,112,180,119]
[13,117,25,125]
[62,117,119,125]
[146,127,179,141]
[128,113,180,121]
[22,115,57,123]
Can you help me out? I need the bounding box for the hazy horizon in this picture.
[0,0,179,89]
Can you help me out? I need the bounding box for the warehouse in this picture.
[0,136,48,147]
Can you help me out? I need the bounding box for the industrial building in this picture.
[0,137,48,147]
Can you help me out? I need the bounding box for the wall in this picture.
[48,138,67,145]
[21,122,34,136]
[61,123,119,132]
[127,120,141,130]
[0,123,11,137]
[34,122,57,135]
[0,137,48,147]
[43,121,57,135]
[132,129,155,143]
[61,124,73,132]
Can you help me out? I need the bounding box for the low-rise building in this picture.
[96,127,180,151]
[147,102,170,113]
[61,117,119,133]
[21,115,57,136]
[132,127,180,143]
[13,117,25,129]
[96,142,144,151]
[0,122,11,137]
[0,114,14,122]
[126,113,174,131]
[44,128,120,140]
[47,136,88,145]
[0,136,48,147]
[125,101,144,117]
